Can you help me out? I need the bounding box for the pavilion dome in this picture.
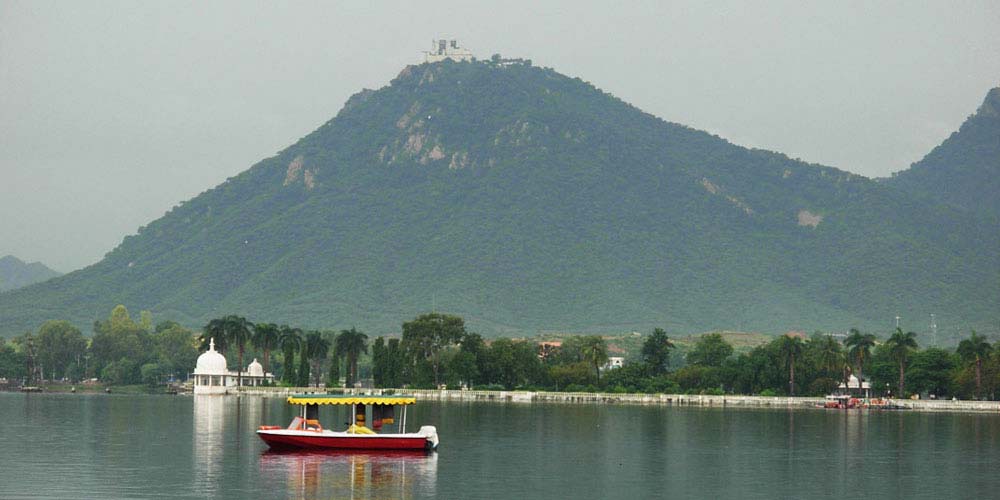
[194,338,228,375]
[247,358,264,377]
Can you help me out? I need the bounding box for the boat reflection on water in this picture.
[259,450,438,499]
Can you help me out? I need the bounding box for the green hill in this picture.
[1,61,997,341]
[887,87,1000,220]
[0,255,61,292]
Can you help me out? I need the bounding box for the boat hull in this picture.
[257,430,435,451]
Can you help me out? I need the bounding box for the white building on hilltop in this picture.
[192,338,274,395]
[424,39,473,63]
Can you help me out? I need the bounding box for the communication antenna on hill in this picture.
[930,313,938,343]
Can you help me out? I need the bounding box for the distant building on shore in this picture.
[837,375,872,398]
[538,341,562,361]
[192,338,274,395]
[602,357,625,371]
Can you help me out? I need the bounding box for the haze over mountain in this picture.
[0,255,61,292]
[1,61,996,340]
[887,87,1000,220]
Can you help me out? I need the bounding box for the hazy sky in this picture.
[2,1,999,272]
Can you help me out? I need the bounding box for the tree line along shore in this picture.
[1,305,996,401]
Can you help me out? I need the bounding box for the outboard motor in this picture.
[418,425,439,450]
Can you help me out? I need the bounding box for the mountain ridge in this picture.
[0,255,62,292]
[886,86,1000,219]
[1,61,996,340]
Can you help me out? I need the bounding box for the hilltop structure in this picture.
[424,39,473,63]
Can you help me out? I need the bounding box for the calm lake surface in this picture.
[2,393,999,499]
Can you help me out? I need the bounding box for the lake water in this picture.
[1,393,999,499]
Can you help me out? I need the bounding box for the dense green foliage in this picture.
[35,320,87,381]
[0,306,199,385]
[369,314,1000,400]
[0,63,996,340]
[641,328,674,375]
[8,308,1000,402]
[401,313,467,386]
[0,255,61,292]
[686,333,734,368]
[0,338,27,381]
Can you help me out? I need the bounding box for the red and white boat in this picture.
[257,394,439,451]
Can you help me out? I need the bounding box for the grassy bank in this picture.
[21,383,171,395]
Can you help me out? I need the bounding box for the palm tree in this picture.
[957,330,992,399]
[335,327,369,387]
[327,350,341,388]
[201,317,229,354]
[304,331,331,387]
[845,328,877,387]
[224,315,253,388]
[579,336,609,385]
[885,328,918,397]
[777,335,804,396]
[814,335,844,392]
[297,342,311,387]
[278,325,302,385]
[252,323,280,376]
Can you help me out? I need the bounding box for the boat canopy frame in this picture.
[287,394,414,433]
[286,394,416,406]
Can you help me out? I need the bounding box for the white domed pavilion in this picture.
[247,359,264,377]
[193,338,274,395]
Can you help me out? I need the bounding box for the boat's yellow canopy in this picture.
[286,394,416,406]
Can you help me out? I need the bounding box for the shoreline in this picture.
[228,387,1000,413]
[10,386,1000,413]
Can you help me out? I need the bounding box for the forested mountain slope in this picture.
[887,87,1000,220]
[1,61,996,341]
